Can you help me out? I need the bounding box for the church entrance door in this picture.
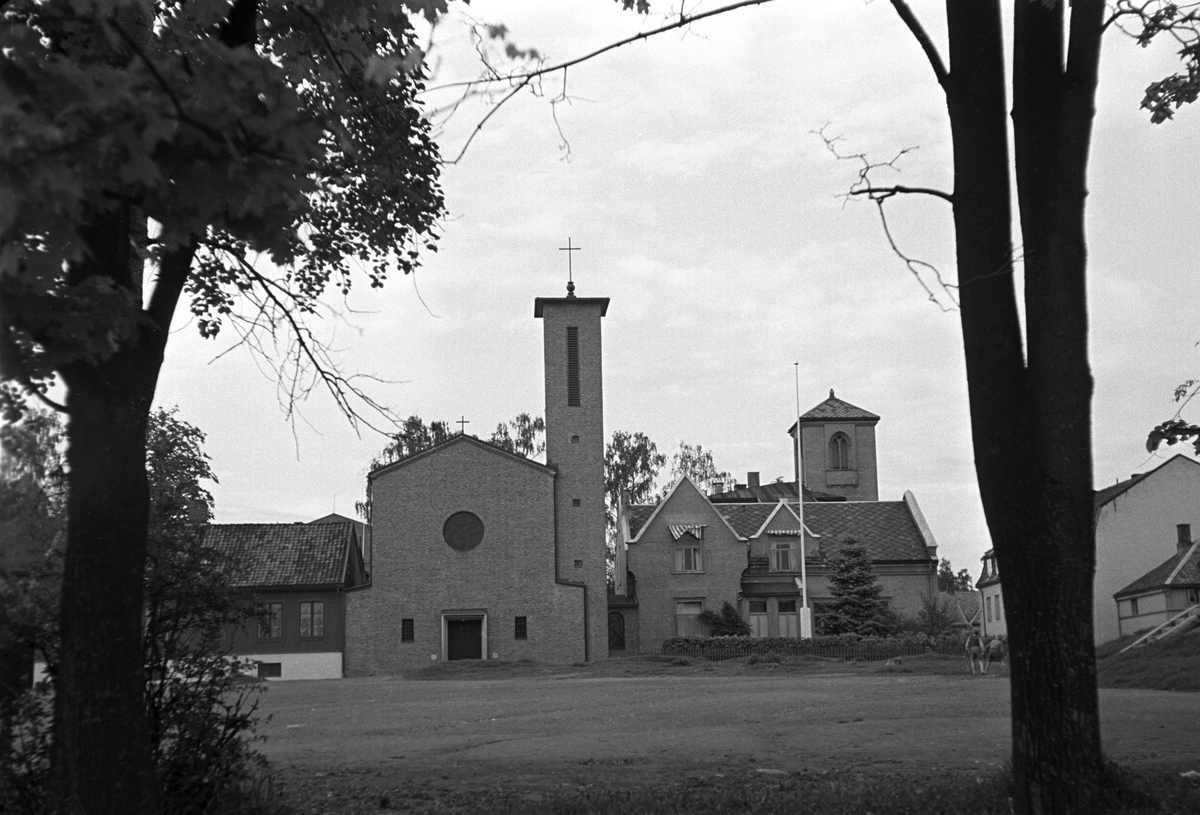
[446,618,483,660]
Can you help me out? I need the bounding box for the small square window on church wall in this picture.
[574,559,583,569]
[401,618,414,642]
[515,616,528,640]
[571,435,580,443]
[572,498,581,507]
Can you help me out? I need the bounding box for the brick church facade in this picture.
[343,287,610,673]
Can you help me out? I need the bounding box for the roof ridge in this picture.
[1165,539,1200,586]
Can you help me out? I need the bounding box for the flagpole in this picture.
[795,363,812,639]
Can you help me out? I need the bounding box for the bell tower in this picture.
[535,281,609,660]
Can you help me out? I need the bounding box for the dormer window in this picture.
[828,433,851,470]
[771,539,796,571]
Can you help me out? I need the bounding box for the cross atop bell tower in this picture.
[559,237,581,297]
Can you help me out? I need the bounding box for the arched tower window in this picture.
[828,433,851,470]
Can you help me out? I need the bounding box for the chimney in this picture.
[1179,524,1193,553]
[748,472,760,488]
[710,480,724,495]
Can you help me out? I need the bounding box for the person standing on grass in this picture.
[964,624,984,675]
[984,636,1006,674]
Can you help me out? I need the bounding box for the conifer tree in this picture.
[823,539,889,636]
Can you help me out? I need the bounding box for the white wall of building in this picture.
[1095,456,1200,644]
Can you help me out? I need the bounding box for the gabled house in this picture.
[974,453,1200,645]
[1113,535,1200,639]
[1093,454,1200,643]
[204,520,368,680]
[977,549,1005,637]
[612,476,939,651]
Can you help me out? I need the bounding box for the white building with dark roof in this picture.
[1114,537,1200,639]
[976,453,1200,645]
[1093,454,1200,644]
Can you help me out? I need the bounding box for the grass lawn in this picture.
[1097,626,1200,692]
[254,651,1200,814]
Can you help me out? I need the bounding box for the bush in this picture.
[1,409,273,815]
[697,601,751,636]
[661,632,961,661]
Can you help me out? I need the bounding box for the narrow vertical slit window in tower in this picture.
[567,327,580,406]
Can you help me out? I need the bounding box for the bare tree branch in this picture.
[815,125,958,310]
[850,184,953,203]
[890,0,949,91]
[429,0,777,162]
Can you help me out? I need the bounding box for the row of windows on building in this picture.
[398,616,531,642]
[673,540,801,573]
[674,598,878,638]
[674,598,803,637]
[257,601,324,640]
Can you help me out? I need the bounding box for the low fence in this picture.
[637,639,963,663]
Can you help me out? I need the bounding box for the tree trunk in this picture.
[54,372,159,811]
[49,206,193,812]
[945,2,1105,812]
[53,358,160,814]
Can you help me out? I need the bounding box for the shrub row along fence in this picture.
[645,635,964,663]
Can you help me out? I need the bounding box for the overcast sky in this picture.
[151,0,1199,576]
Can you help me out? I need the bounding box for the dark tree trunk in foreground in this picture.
[50,205,195,813]
[943,1,1106,812]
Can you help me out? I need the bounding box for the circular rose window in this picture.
[443,511,484,551]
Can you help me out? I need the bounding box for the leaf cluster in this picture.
[665,440,731,497]
[605,429,665,524]
[490,412,545,459]
[1,0,445,416]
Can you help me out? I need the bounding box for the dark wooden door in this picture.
[608,612,625,650]
[446,619,482,661]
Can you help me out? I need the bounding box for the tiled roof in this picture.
[1115,541,1200,598]
[626,505,655,537]
[201,522,354,588]
[804,502,931,561]
[625,499,932,562]
[716,503,778,538]
[943,592,982,626]
[793,390,880,424]
[709,480,845,504]
[309,513,369,547]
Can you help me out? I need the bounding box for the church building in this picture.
[344,284,610,673]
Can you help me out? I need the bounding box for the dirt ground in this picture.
[254,658,1200,811]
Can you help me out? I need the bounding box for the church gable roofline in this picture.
[368,434,556,481]
[786,389,880,434]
